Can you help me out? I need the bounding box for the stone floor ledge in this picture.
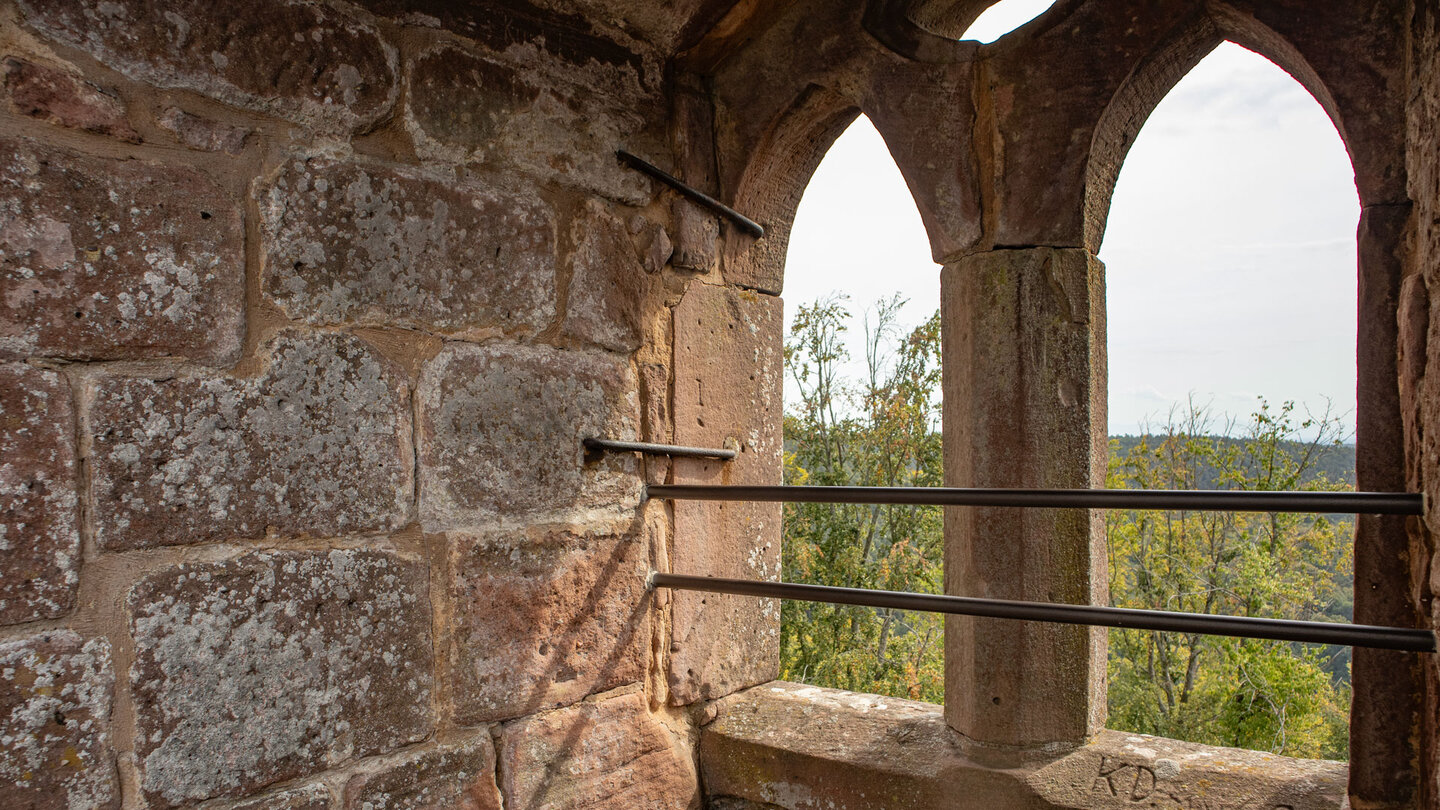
[700,681,1347,809]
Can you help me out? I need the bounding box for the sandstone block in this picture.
[637,363,670,484]
[630,217,673,275]
[375,0,704,55]
[0,136,243,364]
[232,784,333,810]
[357,0,647,77]
[499,692,697,810]
[1028,730,1346,809]
[702,682,1009,809]
[418,343,639,527]
[405,43,540,154]
[639,362,669,443]
[90,331,411,550]
[941,248,1107,746]
[0,632,118,810]
[341,736,500,810]
[708,799,785,810]
[15,0,397,132]
[260,157,554,336]
[667,76,723,275]
[861,60,983,263]
[158,107,250,154]
[668,284,782,705]
[2,57,138,142]
[560,201,650,352]
[0,364,79,625]
[447,525,649,724]
[129,550,433,808]
[670,199,719,275]
[403,40,658,202]
[701,682,1347,809]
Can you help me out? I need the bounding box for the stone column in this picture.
[941,247,1107,748]
[1351,203,1421,803]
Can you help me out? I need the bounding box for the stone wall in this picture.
[1405,0,1440,805]
[0,0,1435,808]
[0,1,784,807]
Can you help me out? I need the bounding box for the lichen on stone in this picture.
[260,156,555,336]
[0,632,118,810]
[91,331,411,550]
[129,550,433,808]
[0,364,79,625]
[418,342,640,528]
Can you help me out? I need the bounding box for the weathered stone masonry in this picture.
[0,0,1436,809]
[0,0,696,806]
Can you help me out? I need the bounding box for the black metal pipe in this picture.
[646,484,1423,515]
[584,438,737,460]
[651,573,1437,653]
[616,150,765,239]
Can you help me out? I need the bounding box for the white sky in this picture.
[781,22,1360,439]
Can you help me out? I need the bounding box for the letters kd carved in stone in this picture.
[1090,756,1297,810]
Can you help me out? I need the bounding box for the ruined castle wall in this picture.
[0,0,1432,807]
[0,1,770,806]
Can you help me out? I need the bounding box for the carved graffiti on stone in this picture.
[1091,757,1296,810]
[1092,755,1155,801]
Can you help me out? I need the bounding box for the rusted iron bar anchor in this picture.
[648,572,1439,653]
[616,149,765,239]
[584,438,737,461]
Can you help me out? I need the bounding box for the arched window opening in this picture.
[779,115,945,703]
[958,0,1057,44]
[1099,41,1360,759]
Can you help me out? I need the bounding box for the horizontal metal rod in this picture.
[584,438,737,460]
[646,484,1423,515]
[617,150,765,239]
[651,573,1437,653]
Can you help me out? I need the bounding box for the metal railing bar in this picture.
[646,484,1423,515]
[584,438,737,460]
[650,573,1437,653]
[616,150,765,239]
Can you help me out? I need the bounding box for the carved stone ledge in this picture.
[701,681,1346,810]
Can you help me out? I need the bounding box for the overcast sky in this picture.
[781,4,1360,440]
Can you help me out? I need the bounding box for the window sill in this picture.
[700,681,1346,809]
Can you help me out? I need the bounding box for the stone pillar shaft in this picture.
[941,247,1108,747]
[1350,203,1421,804]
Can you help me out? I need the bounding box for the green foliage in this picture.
[780,295,945,702]
[1105,400,1353,759]
[781,298,1354,759]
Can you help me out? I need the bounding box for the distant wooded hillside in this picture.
[1110,435,1355,489]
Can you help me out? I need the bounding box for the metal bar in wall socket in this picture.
[584,438,737,460]
[616,150,765,239]
[650,573,1438,653]
[646,484,1424,515]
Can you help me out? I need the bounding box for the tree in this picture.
[1106,399,1353,758]
[780,295,946,702]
